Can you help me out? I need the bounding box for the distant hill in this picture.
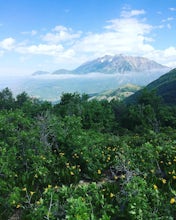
[52,69,74,75]
[32,71,50,76]
[126,68,176,105]
[89,84,142,101]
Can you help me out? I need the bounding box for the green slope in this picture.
[126,68,176,105]
[89,84,142,101]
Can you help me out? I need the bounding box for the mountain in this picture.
[126,68,176,105]
[32,71,50,76]
[73,54,168,74]
[89,84,142,101]
[52,69,74,75]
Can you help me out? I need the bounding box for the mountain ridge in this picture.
[74,54,168,74]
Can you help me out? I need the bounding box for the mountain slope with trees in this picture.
[126,68,176,105]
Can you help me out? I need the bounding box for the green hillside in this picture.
[126,68,176,105]
[90,84,142,101]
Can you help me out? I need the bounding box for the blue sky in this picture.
[0,0,176,75]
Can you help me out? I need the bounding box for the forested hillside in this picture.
[126,68,176,105]
[0,88,176,219]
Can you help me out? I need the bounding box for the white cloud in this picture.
[105,18,152,34]
[163,47,176,57]
[0,37,15,50]
[42,25,82,44]
[21,30,37,36]
[121,9,146,18]
[144,47,176,68]
[169,8,176,11]
[16,44,64,55]
[52,25,68,32]
[162,17,174,22]
[71,16,154,61]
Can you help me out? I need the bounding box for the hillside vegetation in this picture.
[126,68,176,105]
[89,84,142,101]
[0,88,176,219]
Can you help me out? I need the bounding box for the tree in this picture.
[0,87,15,110]
[53,92,88,117]
[16,91,30,107]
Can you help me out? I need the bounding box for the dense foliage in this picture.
[0,88,176,219]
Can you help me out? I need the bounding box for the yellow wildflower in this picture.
[107,156,111,161]
[161,178,167,184]
[48,184,52,189]
[97,169,101,175]
[22,187,27,191]
[36,198,43,205]
[16,204,21,209]
[173,176,176,179]
[70,171,74,176]
[40,155,46,160]
[170,198,175,204]
[30,191,35,196]
[36,201,41,205]
[114,175,118,180]
[66,163,70,167]
[153,184,158,190]
[110,193,115,198]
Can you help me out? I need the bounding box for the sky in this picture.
[0,0,176,75]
